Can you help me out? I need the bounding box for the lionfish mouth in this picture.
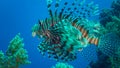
[32,0,99,62]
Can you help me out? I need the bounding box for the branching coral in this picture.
[0,33,31,68]
[51,62,74,68]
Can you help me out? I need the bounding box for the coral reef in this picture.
[109,43,120,68]
[111,0,120,17]
[0,33,31,68]
[99,9,113,26]
[99,0,120,37]
[97,0,120,67]
[51,62,74,68]
[88,45,120,68]
[89,33,120,68]
[98,33,120,57]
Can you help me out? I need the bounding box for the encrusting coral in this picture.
[51,62,74,68]
[0,33,31,68]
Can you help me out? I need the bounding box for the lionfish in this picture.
[32,0,99,62]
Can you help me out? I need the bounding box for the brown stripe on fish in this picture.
[82,30,89,38]
[91,38,95,44]
[80,27,88,37]
[71,22,89,39]
[87,37,93,44]
[72,22,99,46]
[94,38,99,45]
[86,37,99,46]
[71,22,100,46]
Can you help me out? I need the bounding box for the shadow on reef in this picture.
[0,33,31,68]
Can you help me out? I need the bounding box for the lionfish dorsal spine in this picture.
[58,1,69,21]
[47,0,54,25]
[54,0,61,23]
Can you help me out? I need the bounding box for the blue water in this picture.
[0,0,112,68]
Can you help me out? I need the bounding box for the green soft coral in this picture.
[6,33,24,56]
[0,51,5,68]
[0,33,31,68]
[52,62,74,68]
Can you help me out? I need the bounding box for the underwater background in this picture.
[0,0,117,68]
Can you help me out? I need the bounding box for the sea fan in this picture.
[32,0,99,62]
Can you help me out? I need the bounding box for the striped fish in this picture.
[32,0,99,62]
